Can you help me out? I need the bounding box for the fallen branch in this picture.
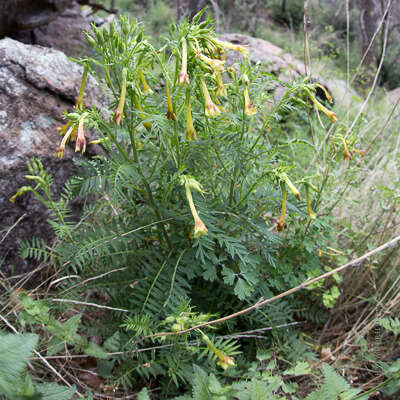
[51,298,129,313]
[135,234,400,345]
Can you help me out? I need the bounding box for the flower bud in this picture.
[9,186,31,203]
[200,78,220,118]
[305,185,317,219]
[85,33,97,48]
[165,78,177,121]
[172,323,182,332]
[75,113,87,154]
[201,334,235,370]
[178,38,190,86]
[133,96,152,131]
[276,181,287,232]
[181,176,208,239]
[57,120,72,136]
[343,145,352,160]
[215,71,227,97]
[113,68,127,125]
[281,173,301,200]
[315,84,333,103]
[308,93,338,123]
[244,87,257,116]
[213,38,249,60]
[186,101,197,140]
[338,136,352,160]
[196,51,225,72]
[138,69,153,95]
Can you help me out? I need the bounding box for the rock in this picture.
[325,78,361,108]
[0,0,74,37]
[387,87,400,104]
[10,1,93,58]
[0,38,103,276]
[219,33,330,103]
[219,33,305,78]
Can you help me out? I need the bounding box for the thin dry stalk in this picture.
[0,214,26,244]
[134,235,400,345]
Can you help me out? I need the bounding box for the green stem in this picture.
[99,121,131,162]
[76,65,89,109]
[237,171,271,207]
[173,119,181,168]
[249,86,297,153]
[130,142,172,250]
[351,372,400,400]
[229,99,247,206]
[142,177,173,251]
[149,143,164,179]
[127,122,139,163]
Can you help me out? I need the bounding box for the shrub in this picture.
[12,11,351,395]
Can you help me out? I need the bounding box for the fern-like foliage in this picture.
[0,332,75,400]
[169,363,368,400]
[12,12,342,394]
[305,364,366,400]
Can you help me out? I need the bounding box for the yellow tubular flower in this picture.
[184,180,207,238]
[201,334,235,370]
[282,173,301,200]
[200,78,220,118]
[217,353,235,370]
[244,87,257,116]
[338,136,352,160]
[305,186,317,219]
[165,78,177,121]
[186,101,197,140]
[194,218,208,239]
[197,52,225,72]
[276,181,287,232]
[215,71,227,97]
[343,143,352,160]
[54,124,75,159]
[308,93,338,123]
[113,67,127,125]
[138,69,153,95]
[213,38,249,60]
[178,38,190,86]
[10,186,31,203]
[315,84,333,103]
[57,120,72,136]
[75,114,87,154]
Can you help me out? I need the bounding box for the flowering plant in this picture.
[13,12,342,386]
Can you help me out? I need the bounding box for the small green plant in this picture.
[0,332,75,399]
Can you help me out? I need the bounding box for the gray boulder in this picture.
[0,0,73,37]
[387,87,400,104]
[10,1,93,58]
[0,38,103,276]
[219,33,305,78]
